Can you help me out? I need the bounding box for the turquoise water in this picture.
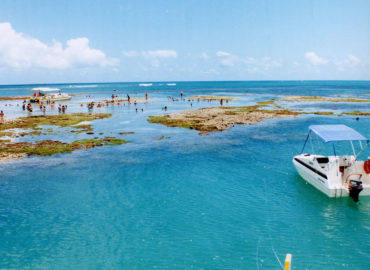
[0,81,370,269]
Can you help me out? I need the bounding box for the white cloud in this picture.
[215,52,281,69]
[216,51,231,57]
[335,54,361,70]
[348,54,360,64]
[122,49,178,58]
[142,50,177,58]
[202,69,220,75]
[0,22,118,69]
[216,51,238,66]
[244,57,281,70]
[304,51,328,65]
[122,50,139,57]
[200,53,209,59]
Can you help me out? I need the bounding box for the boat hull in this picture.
[293,156,349,198]
[29,96,72,103]
[293,155,370,198]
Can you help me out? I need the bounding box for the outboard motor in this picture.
[349,180,363,202]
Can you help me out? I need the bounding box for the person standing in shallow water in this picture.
[180,91,183,99]
[145,92,148,100]
[0,110,4,120]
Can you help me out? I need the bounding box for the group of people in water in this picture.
[82,90,226,115]
[165,91,228,110]
[0,90,198,121]
[19,100,68,114]
[82,92,150,113]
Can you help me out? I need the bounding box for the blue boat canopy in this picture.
[309,124,368,143]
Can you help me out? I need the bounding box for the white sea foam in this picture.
[74,121,91,126]
[167,83,176,86]
[67,85,98,88]
[139,83,152,87]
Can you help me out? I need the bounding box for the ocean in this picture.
[0,81,369,269]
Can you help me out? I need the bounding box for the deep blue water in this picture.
[0,81,370,269]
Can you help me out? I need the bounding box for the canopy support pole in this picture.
[351,140,356,157]
[301,131,310,154]
[310,133,314,153]
[333,144,336,157]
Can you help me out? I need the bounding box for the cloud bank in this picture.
[0,22,118,69]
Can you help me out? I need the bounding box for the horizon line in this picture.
[1,79,370,87]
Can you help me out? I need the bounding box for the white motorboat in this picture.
[293,125,370,201]
[29,87,72,103]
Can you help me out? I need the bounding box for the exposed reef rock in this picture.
[148,106,298,135]
[0,137,128,161]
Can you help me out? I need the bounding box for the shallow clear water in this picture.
[0,81,370,269]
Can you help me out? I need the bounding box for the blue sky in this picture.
[0,0,369,84]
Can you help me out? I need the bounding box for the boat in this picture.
[29,87,72,103]
[293,124,370,201]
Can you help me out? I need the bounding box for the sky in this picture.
[0,0,369,84]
